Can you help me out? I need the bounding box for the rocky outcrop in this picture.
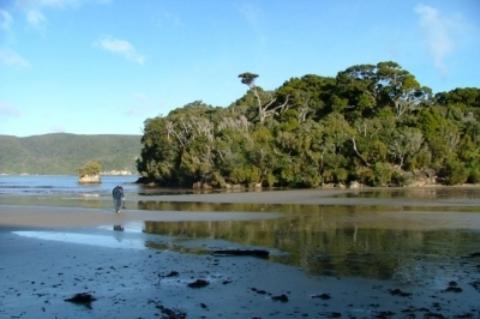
[79,174,101,184]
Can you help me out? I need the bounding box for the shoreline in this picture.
[1,188,480,318]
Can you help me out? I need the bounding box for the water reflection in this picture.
[13,231,145,250]
[113,225,124,232]
[334,187,480,200]
[142,206,480,280]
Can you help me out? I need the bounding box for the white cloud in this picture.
[0,102,21,117]
[96,36,145,64]
[0,49,30,67]
[0,9,13,31]
[27,9,46,28]
[414,4,457,75]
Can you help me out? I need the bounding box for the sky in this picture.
[0,0,479,137]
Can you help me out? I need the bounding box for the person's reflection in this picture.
[113,224,125,242]
[113,225,124,232]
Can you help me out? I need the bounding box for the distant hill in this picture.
[0,133,142,174]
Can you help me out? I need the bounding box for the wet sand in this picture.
[0,205,279,228]
[1,188,480,318]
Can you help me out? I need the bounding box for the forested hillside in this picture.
[137,61,480,188]
[0,133,141,174]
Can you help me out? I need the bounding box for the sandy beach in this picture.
[1,188,480,318]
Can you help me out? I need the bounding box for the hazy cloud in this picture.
[0,102,21,117]
[27,9,46,28]
[96,36,145,64]
[0,9,13,31]
[16,0,112,31]
[0,49,30,67]
[237,2,267,49]
[414,4,458,75]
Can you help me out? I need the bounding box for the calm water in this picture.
[0,175,140,196]
[2,175,480,282]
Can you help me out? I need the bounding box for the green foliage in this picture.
[439,158,469,185]
[0,133,141,174]
[137,62,480,188]
[78,160,102,177]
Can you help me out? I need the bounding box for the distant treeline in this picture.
[0,133,141,174]
[137,61,480,188]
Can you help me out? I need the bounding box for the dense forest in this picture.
[0,133,141,174]
[137,61,480,188]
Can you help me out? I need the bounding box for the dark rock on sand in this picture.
[424,312,446,319]
[454,313,475,319]
[388,288,412,297]
[443,281,463,293]
[251,287,268,295]
[312,293,331,300]
[466,252,480,258]
[271,294,289,302]
[469,280,480,292]
[156,304,187,319]
[162,271,179,278]
[187,279,209,288]
[212,249,270,259]
[375,310,395,318]
[64,293,96,308]
[324,312,341,318]
[443,286,463,293]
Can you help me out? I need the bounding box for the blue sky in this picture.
[0,0,479,137]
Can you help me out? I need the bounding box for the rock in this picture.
[348,181,362,189]
[64,293,96,308]
[325,312,342,318]
[162,271,179,278]
[78,174,100,184]
[251,288,268,295]
[187,279,209,288]
[443,281,463,293]
[312,293,331,300]
[192,182,212,190]
[212,249,269,259]
[375,311,395,318]
[470,280,480,292]
[424,312,446,319]
[388,288,411,297]
[443,286,462,293]
[271,294,289,303]
[454,313,474,319]
[156,304,187,319]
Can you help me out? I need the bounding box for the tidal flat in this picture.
[1,186,480,318]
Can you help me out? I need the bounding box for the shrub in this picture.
[78,160,102,177]
[372,162,393,186]
[439,159,468,185]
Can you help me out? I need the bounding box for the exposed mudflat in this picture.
[1,187,480,318]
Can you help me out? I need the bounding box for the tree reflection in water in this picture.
[139,201,480,280]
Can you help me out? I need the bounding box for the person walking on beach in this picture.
[112,185,125,213]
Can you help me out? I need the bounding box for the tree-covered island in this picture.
[137,61,480,189]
